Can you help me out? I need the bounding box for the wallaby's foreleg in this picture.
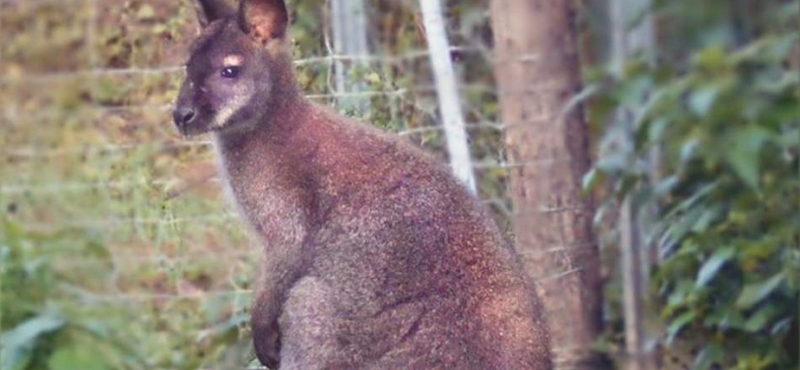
[250,249,311,369]
[251,279,283,368]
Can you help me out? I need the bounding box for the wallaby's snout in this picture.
[172,105,196,134]
[172,76,205,136]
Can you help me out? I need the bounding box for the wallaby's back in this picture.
[172,0,552,369]
[279,105,552,369]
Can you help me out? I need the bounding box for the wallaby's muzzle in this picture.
[172,106,196,135]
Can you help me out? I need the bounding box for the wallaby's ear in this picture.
[194,0,235,28]
[237,0,289,45]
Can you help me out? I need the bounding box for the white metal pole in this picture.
[610,0,655,369]
[331,0,369,114]
[418,0,477,193]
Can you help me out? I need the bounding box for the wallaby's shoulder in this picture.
[294,101,450,188]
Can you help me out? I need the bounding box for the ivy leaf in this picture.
[771,317,793,336]
[704,306,746,330]
[1,313,66,370]
[647,117,669,144]
[735,274,785,309]
[49,346,108,370]
[561,83,598,119]
[653,175,679,196]
[667,280,696,307]
[743,306,777,332]
[691,207,721,233]
[679,138,700,164]
[582,168,599,193]
[666,310,696,345]
[726,126,769,190]
[693,342,724,370]
[696,247,735,287]
[596,151,628,174]
[692,45,728,69]
[689,86,719,117]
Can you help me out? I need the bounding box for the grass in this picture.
[1,0,259,368]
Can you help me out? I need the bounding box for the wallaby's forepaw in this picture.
[254,326,281,369]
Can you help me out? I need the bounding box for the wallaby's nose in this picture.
[172,107,196,129]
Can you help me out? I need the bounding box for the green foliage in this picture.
[586,0,800,368]
[1,220,141,370]
[1,1,255,369]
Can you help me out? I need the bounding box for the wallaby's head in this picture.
[173,0,291,136]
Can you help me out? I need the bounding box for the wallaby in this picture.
[172,0,552,369]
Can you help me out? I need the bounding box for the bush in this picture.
[586,1,800,368]
[1,220,141,370]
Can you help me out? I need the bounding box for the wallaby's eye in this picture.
[220,66,241,79]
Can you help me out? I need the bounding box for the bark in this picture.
[489,1,607,369]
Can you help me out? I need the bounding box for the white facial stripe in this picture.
[212,94,248,129]
[223,54,244,67]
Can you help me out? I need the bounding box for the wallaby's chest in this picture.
[215,138,309,246]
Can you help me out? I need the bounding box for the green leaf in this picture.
[618,75,653,105]
[679,138,700,164]
[704,307,746,330]
[735,274,785,309]
[666,207,703,243]
[561,84,598,118]
[726,126,769,190]
[776,127,799,148]
[49,346,108,370]
[647,117,669,143]
[691,207,720,233]
[666,310,696,344]
[771,318,792,335]
[696,247,735,287]
[689,86,719,117]
[582,168,599,193]
[593,201,612,228]
[692,45,728,69]
[693,342,724,370]
[743,306,776,332]
[653,175,679,196]
[667,280,696,307]
[1,313,66,370]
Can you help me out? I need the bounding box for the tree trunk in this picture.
[489,1,606,369]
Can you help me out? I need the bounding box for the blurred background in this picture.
[0,0,797,370]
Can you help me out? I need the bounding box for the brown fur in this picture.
[173,1,552,369]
